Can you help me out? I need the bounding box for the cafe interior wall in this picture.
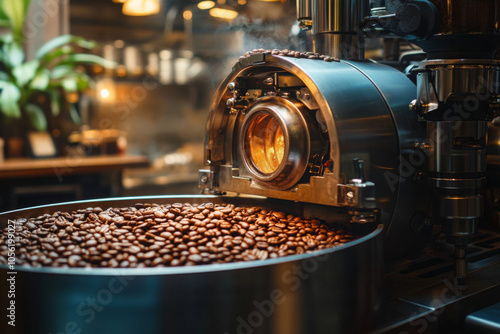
[70,0,298,156]
[67,0,299,194]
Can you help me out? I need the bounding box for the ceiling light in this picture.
[198,1,215,10]
[209,8,238,20]
[114,40,125,48]
[183,10,193,20]
[122,0,160,16]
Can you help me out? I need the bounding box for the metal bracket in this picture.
[198,169,214,192]
[337,159,376,209]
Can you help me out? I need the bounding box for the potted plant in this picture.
[0,0,114,157]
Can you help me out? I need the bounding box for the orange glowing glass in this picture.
[245,113,285,174]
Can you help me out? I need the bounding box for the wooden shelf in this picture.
[0,155,149,179]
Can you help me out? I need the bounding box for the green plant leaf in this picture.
[49,64,75,79]
[0,0,31,40]
[2,40,25,67]
[0,4,9,22]
[69,103,81,125]
[49,67,93,90]
[30,68,49,91]
[0,34,12,43]
[61,77,77,92]
[0,80,21,118]
[49,88,60,116]
[13,59,38,86]
[38,45,74,67]
[25,102,47,131]
[36,35,97,60]
[57,53,116,69]
[73,72,93,90]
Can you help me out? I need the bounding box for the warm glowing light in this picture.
[96,77,116,102]
[209,8,238,20]
[237,0,247,4]
[100,89,110,99]
[112,0,126,3]
[245,113,285,174]
[183,10,193,20]
[116,65,127,77]
[197,1,215,10]
[114,40,125,48]
[122,0,160,16]
[66,92,79,104]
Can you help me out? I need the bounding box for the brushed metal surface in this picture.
[0,195,383,334]
[312,0,366,59]
[205,54,426,258]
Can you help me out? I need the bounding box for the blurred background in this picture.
[0,0,305,211]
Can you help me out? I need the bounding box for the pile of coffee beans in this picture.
[0,202,357,268]
[239,48,340,62]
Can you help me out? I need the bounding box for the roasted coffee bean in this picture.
[256,241,269,249]
[0,202,358,268]
[143,251,156,259]
[68,255,81,267]
[316,234,327,241]
[85,239,97,247]
[187,254,202,263]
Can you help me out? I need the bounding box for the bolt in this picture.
[409,99,421,113]
[346,191,354,200]
[263,77,273,86]
[226,98,235,108]
[200,173,209,184]
[227,82,236,92]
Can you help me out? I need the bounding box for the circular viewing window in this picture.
[240,97,311,190]
[244,113,285,175]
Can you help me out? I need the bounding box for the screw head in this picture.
[409,99,421,113]
[346,191,354,200]
[199,173,208,184]
[227,82,236,92]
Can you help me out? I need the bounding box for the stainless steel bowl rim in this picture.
[0,195,383,276]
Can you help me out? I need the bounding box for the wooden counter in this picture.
[0,155,150,211]
[0,155,149,179]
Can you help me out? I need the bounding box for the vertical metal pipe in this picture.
[297,0,313,29]
[297,0,312,20]
[311,0,367,60]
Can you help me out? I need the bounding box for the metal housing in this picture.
[203,53,426,257]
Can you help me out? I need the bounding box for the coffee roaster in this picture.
[199,0,500,332]
[2,1,500,334]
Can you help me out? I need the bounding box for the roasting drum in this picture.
[0,195,383,334]
[204,53,425,258]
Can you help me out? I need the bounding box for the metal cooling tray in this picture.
[0,195,383,334]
